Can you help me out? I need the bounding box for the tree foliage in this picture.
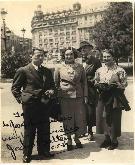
[1,44,31,79]
[92,2,133,62]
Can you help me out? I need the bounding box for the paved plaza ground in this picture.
[1,77,134,163]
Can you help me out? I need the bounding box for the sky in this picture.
[0,0,133,38]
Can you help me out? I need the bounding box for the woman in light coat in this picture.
[55,47,88,151]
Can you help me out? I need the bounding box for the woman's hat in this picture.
[78,41,93,51]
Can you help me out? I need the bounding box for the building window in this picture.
[54,29,58,33]
[59,20,63,24]
[72,31,76,35]
[60,41,64,45]
[66,26,70,31]
[32,35,35,41]
[55,38,58,42]
[49,28,53,35]
[54,33,58,36]
[71,18,75,22]
[50,21,54,25]
[66,36,70,41]
[85,16,87,20]
[39,39,42,43]
[54,20,58,24]
[65,18,69,22]
[43,23,47,26]
[49,38,53,43]
[66,32,70,36]
[72,26,76,31]
[72,36,76,41]
[39,32,42,38]
[44,44,47,49]
[60,32,65,36]
[44,30,48,34]
[60,37,64,40]
[80,29,82,33]
[44,39,48,44]
[38,24,42,27]
[60,27,64,31]
[39,44,42,47]
[72,41,76,46]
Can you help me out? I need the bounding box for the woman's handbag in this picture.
[48,97,63,122]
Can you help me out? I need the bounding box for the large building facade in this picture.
[31,3,108,57]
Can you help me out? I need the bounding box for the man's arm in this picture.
[11,68,26,103]
[45,69,56,97]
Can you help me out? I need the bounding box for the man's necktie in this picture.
[38,66,43,79]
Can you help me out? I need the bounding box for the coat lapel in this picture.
[28,63,44,88]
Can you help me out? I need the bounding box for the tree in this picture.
[1,44,31,79]
[92,2,133,64]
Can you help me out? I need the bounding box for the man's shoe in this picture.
[88,134,95,141]
[76,142,83,149]
[39,152,54,159]
[108,142,118,150]
[22,156,31,163]
[67,144,74,151]
[44,152,55,158]
[100,139,111,148]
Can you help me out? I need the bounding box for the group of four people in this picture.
[11,41,130,163]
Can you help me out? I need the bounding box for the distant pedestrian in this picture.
[78,41,102,141]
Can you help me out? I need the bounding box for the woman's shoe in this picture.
[88,134,95,141]
[76,142,83,149]
[108,142,118,150]
[100,139,111,148]
[67,144,73,151]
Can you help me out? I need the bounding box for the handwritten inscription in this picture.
[3,120,24,129]
[2,111,79,160]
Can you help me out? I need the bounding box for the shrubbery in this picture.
[1,47,31,79]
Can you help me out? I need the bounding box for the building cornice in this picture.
[31,21,78,33]
[31,3,108,30]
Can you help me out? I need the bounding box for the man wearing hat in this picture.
[11,48,55,163]
[78,41,102,141]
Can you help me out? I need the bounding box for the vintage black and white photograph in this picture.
[0,0,134,163]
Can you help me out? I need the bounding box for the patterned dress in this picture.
[55,63,88,136]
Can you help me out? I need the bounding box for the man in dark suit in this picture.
[11,48,55,163]
[78,41,102,141]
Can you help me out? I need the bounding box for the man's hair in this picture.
[32,47,45,55]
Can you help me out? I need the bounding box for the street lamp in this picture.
[1,8,11,52]
[21,28,26,39]
[21,28,26,52]
[21,28,26,44]
[55,41,59,52]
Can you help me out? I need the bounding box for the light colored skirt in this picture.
[61,98,87,136]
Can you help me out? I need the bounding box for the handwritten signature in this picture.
[2,111,79,160]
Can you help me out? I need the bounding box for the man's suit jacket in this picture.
[11,63,55,104]
[85,56,102,79]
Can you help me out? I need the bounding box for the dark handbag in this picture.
[21,90,41,103]
[48,98,62,122]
